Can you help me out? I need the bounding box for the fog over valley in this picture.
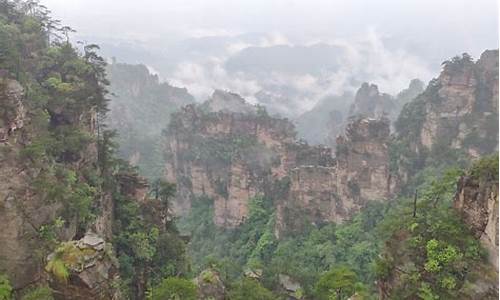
[41,0,498,116]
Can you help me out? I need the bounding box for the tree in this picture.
[151,179,176,209]
[228,278,276,300]
[0,275,12,300]
[151,277,197,300]
[315,266,357,300]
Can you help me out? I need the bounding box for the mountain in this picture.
[165,51,498,299]
[106,62,194,178]
[0,1,498,299]
[294,92,354,145]
[295,79,424,146]
[394,51,499,181]
[0,3,189,299]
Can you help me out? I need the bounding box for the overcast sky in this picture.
[39,0,499,114]
[41,0,497,50]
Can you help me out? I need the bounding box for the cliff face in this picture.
[165,91,394,232]
[0,78,42,288]
[421,51,498,156]
[0,79,25,142]
[106,62,194,178]
[397,51,498,165]
[47,234,121,300]
[317,80,422,148]
[275,117,393,234]
[454,171,499,269]
[164,92,296,227]
[349,83,395,119]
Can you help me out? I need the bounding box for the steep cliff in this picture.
[165,90,394,232]
[296,79,423,147]
[275,117,393,234]
[377,156,499,300]
[454,154,498,269]
[0,4,191,299]
[106,62,194,178]
[395,50,499,178]
[349,83,395,119]
[163,91,296,227]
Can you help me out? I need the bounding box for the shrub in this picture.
[151,277,197,300]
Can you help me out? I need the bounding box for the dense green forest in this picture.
[0,1,497,300]
[178,155,497,299]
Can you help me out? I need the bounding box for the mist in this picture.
[40,0,498,116]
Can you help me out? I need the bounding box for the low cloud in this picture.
[165,29,435,116]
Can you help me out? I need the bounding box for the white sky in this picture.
[40,0,498,50]
[38,0,499,113]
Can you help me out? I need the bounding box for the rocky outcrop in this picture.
[310,80,421,148]
[0,79,63,289]
[0,78,25,143]
[164,91,394,232]
[349,83,395,119]
[278,274,303,299]
[397,51,498,162]
[163,93,296,227]
[454,172,499,269]
[275,117,393,234]
[195,269,226,300]
[335,117,393,202]
[0,77,121,295]
[204,89,257,114]
[47,233,121,300]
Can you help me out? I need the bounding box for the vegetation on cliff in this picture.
[0,1,190,299]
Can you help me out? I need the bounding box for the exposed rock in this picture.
[349,83,395,119]
[278,274,303,299]
[454,174,499,269]
[399,51,498,164]
[275,117,393,234]
[0,79,69,289]
[0,78,25,143]
[163,98,296,227]
[164,91,394,232]
[47,233,121,300]
[195,269,226,300]
[204,89,257,114]
[244,268,263,280]
[335,117,393,202]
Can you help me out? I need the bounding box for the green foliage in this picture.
[20,286,54,300]
[151,277,197,300]
[228,278,276,300]
[0,275,12,300]
[111,162,189,298]
[181,195,387,297]
[314,266,357,300]
[0,4,192,300]
[375,166,488,299]
[469,153,498,182]
[45,241,91,282]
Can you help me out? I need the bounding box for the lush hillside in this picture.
[170,52,499,300]
[0,2,190,299]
